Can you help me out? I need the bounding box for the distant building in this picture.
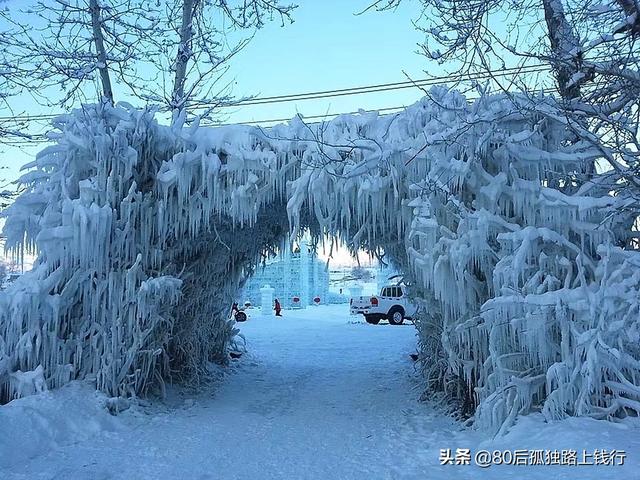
[240,240,329,308]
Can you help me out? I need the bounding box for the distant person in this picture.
[274,298,282,317]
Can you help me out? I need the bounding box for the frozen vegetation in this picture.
[1,89,639,437]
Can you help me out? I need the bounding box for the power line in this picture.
[1,86,558,146]
[212,63,549,108]
[0,63,551,124]
[200,105,408,128]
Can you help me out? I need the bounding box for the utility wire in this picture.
[1,86,558,146]
[206,63,549,107]
[0,63,551,125]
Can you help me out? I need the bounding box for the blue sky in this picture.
[1,1,432,185]
[221,1,429,123]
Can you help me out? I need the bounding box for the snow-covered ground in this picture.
[1,305,639,479]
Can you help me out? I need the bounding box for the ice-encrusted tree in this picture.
[361,0,640,432]
[369,0,640,216]
[0,103,293,402]
[408,90,640,433]
[0,0,299,402]
[1,86,638,436]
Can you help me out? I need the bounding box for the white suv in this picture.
[350,285,417,325]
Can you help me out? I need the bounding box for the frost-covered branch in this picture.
[372,0,640,214]
[0,1,295,113]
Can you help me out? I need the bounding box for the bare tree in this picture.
[0,1,295,115]
[89,0,115,103]
[0,1,162,107]
[167,0,296,116]
[172,0,198,111]
[0,11,31,141]
[367,0,640,221]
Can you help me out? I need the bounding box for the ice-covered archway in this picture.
[0,99,413,403]
[2,89,639,434]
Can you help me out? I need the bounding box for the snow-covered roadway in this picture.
[2,305,639,479]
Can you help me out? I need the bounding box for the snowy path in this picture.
[2,305,640,479]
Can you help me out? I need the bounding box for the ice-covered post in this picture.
[300,239,310,307]
[260,284,275,317]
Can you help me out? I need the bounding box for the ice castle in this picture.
[240,239,329,309]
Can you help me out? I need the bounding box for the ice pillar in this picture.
[300,239,310,307]
[260,284,275,317]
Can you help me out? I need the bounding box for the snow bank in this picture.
[484,413,640,453]
[0,381,120,470]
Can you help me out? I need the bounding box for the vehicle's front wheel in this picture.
[364,314,381,325]
[235,311,248,322]
[388,307,405,325]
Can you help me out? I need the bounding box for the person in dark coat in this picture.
[274,298,282,316]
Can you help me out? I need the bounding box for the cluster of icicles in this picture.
[1,87,638,435]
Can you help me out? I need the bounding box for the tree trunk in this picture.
[542,0,597,182]
[615,0,640,35]
[89,0,114,104]
[172,0,197,112]
[542,0,582,101]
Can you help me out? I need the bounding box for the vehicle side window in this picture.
[393,287,400,297]
[382,288,389,297]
